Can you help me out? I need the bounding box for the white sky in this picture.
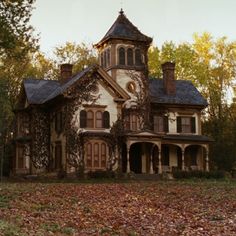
[30,0,236,56]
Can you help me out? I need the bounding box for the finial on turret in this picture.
[119,8,124,15]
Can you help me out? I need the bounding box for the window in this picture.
[95,111,103,128]
[154,116,168,133]
[80,110,110,128]
[135,49,142,65]
[107,49,110,67]
[87,110,94,128]
[101,143,106,168]
[127,48,134,65]
[104,50,107,68]
[55,142,62,169]
[55,112,63,133]
[177,117,196,133]
[86,143,92,167]
[119,47,125,65]
[85,141,107,169]
[126,81,136,93]
[101,52,104,67]
[124,113,139,131]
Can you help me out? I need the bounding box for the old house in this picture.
[13,10,211,175]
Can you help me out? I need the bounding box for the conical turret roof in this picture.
[95,9,152,47]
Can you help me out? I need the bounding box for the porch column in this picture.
[158,150,162,174]
[181,149,185,171]
[126,146,130,173]
[206,151,209,172]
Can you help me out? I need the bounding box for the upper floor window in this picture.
[153,116,168,133]
[80,110,110,129]
[177,117,196,134]
[135,49,142,65]
[124,112,140,131]
[119,47,125,65]
[127,48,134,65]
[101,52,104,67]
[104,50,107,68]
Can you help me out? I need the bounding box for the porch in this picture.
[122,133,210,174]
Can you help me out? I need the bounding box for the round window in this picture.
[126,81,136,93]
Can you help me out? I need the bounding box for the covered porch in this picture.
[122,133,211,174]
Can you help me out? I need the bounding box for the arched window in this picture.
[101,143,106,168]
[101,52,104,67]
[86,143,92,167]
[94,143,99,167]
[80,110,87,128]
[103,111,110,128]
[127,48,134,65]
[135,49,142,66]
[95,111,103,128]
[104,50,107,68]
[119,47,125,65]
[107,49,110,67]
[87,110,94,128]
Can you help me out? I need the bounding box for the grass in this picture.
[0,179,235,235]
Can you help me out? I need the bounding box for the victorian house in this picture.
[13,10,211,175]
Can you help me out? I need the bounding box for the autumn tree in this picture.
[53,42,98,74]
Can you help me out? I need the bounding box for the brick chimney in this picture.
[60,64,73,84]
[162,62,176,95]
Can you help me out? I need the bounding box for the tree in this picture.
[0,0,38,59]
[53,42,98,73]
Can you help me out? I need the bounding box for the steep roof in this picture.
[24,66,93,105]
[95,9,152,47]
[149,79,208,107]
[23,65,129,105]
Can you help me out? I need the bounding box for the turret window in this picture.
[127,48,134,65]
[119,47,125,65]
[135,49,142,65]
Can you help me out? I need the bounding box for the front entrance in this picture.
[130,143,142,173]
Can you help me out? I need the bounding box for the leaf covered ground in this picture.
[0,180,236,236]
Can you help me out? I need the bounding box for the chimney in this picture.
[162,62,176,95]
[60,64,73,84]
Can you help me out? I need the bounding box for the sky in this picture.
[30,0,236,56]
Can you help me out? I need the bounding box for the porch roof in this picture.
[163,134,213,142]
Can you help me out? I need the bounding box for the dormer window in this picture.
[119,47,125,65]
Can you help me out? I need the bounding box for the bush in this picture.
[87,170,115,179]
[172,170,228,179]
[57,169,67,179]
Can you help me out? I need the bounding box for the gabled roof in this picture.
[149,79,208,107]
[95,9,152,47]
[23,65,129,105]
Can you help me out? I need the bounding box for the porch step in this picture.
[131,173,174,180]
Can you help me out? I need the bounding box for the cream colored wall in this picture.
[74,81,119,130]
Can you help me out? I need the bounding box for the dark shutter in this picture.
[103,111,110,128]
[177,117,182,133]
[164,116,169,132]
[135,49,142,65]
[150,114,154,131]
[80,110,87,128]
[191,117,196,133]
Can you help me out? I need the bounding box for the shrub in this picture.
[172,170,228,179]
[87,170,115,179]
[57,169,67,179]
